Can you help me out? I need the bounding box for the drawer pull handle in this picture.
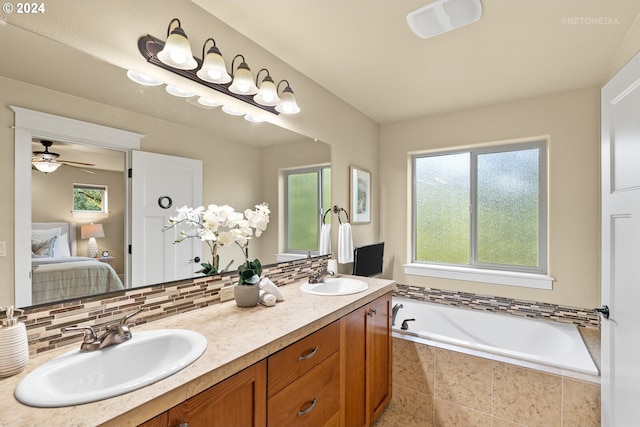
[297,397,318,417]
[367,308,377,317]
[298,346,319,361]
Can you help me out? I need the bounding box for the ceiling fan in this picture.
[32,140,96,174]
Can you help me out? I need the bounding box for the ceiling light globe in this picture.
[32,161,62,173]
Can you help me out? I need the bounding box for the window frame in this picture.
[284,165,331,255]
[411,140,548,276]
[72,183,109,218]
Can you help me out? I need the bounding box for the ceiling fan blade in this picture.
[63,163,96,174]
[59,160,96,166]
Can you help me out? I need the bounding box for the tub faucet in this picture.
[308,268,335,284]
[401,318,415,330]
[392,303,404,326]
[61,308,144,352]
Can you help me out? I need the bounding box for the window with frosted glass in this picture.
[286,166,331,253]
[413,141,546,273]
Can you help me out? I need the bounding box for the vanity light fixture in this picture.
[133,18,301,117]
[228,55,259,95]
[156,18,198,70]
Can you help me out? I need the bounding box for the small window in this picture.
[285,166,331,254]
[72,183,109,218]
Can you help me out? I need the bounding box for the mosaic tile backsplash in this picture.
[16,259,599,356]
[394,283,600,329]
[18,256,329,355]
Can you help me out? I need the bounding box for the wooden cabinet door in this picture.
[342,292,392,427]
[167,360,267,427]
[342,305,367,427]
[367,293,392,423]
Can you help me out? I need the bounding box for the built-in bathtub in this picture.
[392,296,598,376]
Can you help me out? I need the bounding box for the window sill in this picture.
[403,263,554,290]
[72,211,109,219]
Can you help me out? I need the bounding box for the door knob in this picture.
[592,305,609,319]
[190,256,201,263]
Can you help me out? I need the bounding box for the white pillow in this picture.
[32,228,62,257]
[57,232,72,257]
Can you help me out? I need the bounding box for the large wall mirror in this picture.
[4,23,331,308]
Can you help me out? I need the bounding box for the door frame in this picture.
[12,106,143,307]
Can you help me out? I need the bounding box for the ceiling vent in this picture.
[407,0,483,39]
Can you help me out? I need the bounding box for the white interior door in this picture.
[131,151,202,287]
[601,51,640,426]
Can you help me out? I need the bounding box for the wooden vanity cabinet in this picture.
[342,292,392,427]
[138,360,266,427]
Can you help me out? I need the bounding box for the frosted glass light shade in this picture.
[254,76,281,106]
[196,46,232,84]
[229,62,258,95]
[32,161,62,173]
[275,86,300,114]
[157,26,198,70]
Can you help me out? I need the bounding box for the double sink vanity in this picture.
[0,275,395,426]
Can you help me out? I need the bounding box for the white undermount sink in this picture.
[15,329,207,407]
[300,277,369,296]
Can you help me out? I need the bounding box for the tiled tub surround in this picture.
[0,274,395,426]
[373,284,602,427]
[19,256,329,355]
[395,284,600,329]
[374,336,601,427]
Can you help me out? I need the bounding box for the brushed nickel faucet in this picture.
[308,268,336,284]
[392,303,404,326]
[62,308,144,352]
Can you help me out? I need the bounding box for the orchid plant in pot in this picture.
[163,203,270,307]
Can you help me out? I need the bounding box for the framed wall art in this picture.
[350,165,371,223]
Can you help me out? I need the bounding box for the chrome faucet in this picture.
[392,303,404,326]
[62,308,144,352]
[308,268,335,284]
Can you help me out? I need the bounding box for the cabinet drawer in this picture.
[268,351,340,427]
[268,320,340,397]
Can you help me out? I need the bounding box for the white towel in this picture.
[259,290,276,307]
[338,223,354,263]
[260,277,285,301]
[319,223,331,255]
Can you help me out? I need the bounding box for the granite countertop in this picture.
[0,276,395,427]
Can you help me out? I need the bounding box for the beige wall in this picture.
[32,167,125,275]
[380,87,600,308]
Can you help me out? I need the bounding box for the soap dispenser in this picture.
[0,306,29,377]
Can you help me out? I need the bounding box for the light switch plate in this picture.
[0,241,6,257]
